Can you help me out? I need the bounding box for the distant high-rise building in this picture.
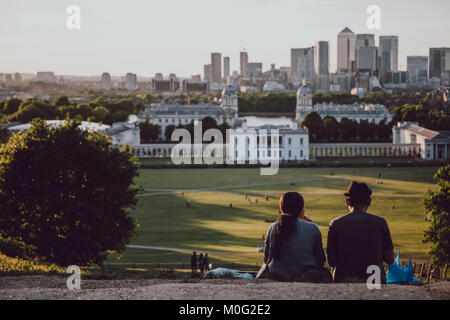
[211,52,222,84]
[291,47,315,84]
[407,56,428,86]
[379,36,399,75]
[4,74,13,85]
[36,71,56,83]
[203,64,212,82]
[100,72,112,90]
[248,62,263,80]
[355,34,375,71]
[14,73,21,83]
[240,51,249,77]
[315,41,329,76]
[337,27,356,74]
[125,73,137,91]
[429,47,450,79]
[223,56,230,80]
[191,74,201,82]
[356,46,378,72]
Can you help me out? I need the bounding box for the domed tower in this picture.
[296,79,313,122]
[221,85,238,117]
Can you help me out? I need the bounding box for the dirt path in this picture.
[0,276,448,300]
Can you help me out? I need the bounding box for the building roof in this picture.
[6,120,111,133]
[139,103,233,117]
[404,124,440,140]
[339,27,354,34]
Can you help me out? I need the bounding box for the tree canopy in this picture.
[0,118,139,266]
[423,164,450,266]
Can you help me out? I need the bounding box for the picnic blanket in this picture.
[204,267,254,280]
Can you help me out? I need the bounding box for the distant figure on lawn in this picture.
[190,251,197,273]
[186,200,191,208]
[327,181,395,283]
[229,201,233,208]
[257,192,328,281]
[204,253,210,272]
[198,253,205,273]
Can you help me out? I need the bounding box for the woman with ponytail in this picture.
[258,192,327,281]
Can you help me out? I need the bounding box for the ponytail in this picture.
[271,192,304,259]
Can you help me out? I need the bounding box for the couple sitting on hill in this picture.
[258,181,395,283]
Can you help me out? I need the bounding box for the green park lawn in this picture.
[106,166,439,270]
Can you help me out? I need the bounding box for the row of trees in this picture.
[0,96,145,125]
[301,112,392,143]
[138,116,231,144]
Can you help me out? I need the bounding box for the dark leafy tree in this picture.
[55,96,70,107]
[3,98,22,115]
[139,121,161,143]
[0,118,139,266]
[423,164,450,266]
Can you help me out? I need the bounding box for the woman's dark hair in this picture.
[271,192,304,259]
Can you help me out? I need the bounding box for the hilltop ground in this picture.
[0,275,448,300]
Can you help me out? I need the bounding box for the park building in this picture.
[393,122,450,161]
[295,79,392,124]
[228,119,309,162]
[137,85,239,139]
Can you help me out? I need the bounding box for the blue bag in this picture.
[386,251,422,285]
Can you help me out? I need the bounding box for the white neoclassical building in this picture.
[295,79,393,124]
[393,122,450,160]
[138,85,239,139]
[228,120,309,162]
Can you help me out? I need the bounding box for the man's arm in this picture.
[326,219,337,268]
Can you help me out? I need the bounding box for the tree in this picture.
[92,106,110,123]
[0,118,139,266]
[55,96,70,107]
[423,164,450,266]
[301,112,324,142]
[3,98,22,115]
[164,124,176,141]
[139,121,161,143]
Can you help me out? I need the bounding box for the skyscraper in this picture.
[407,56,428,86]
[355,34,375,72]
[429,47,450,79]
[211,52,222,84]
[223,56,230,80]
[337,27,356,74]
[100,72,112,90]
[240,51,249,77]
[291,47,315,84]
[203,64,212,82]
[356,46,378,72]
[125,73,137,91]
[315,41,329,76]
[379,36,399,74]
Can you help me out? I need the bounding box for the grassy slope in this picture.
[106,167,438,268]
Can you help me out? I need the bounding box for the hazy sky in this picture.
[1,0,449,78]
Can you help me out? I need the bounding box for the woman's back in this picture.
[266,218,325,279]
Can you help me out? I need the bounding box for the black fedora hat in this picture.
[344,181,372,199]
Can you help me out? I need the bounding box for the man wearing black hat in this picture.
[327,181,395,283]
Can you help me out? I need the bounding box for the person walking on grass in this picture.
[257,192,327,281]
[198,253,205,273]
[204,253,210,272]
[327,181,395,283]
[190,251,197,273]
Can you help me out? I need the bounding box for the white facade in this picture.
[138,85,238,139]
[228,122,309,162]
[393,122,450,160]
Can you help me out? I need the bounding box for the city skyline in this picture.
[1,0,449,77]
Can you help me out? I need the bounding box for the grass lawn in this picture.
[105,166,439,269]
